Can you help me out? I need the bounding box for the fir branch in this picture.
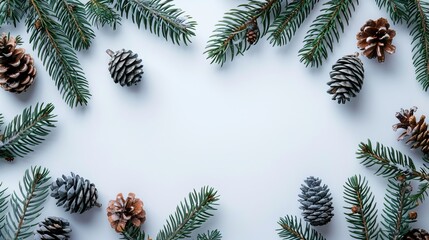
[410,182,429,204]
[268,0,319,46]
[121,223,147,240]
[155,186,219,240]
[51,0,95,51]
[277,215,326,240]
[0,0,26,27]
[115,0,197,45]
[343,175,379,240]
[1,166,50,240]
[379,179,416,240]
[205,0,283,66]
[298,0,358,67]
[85,0,121,29]
[374,0,408,23]
[0,183,8,226]
[408,0,429,91]
[26,0,91,107]
[0,103,56,160]
[197,230,222,240]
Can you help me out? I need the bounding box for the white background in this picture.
[1,0,429,239]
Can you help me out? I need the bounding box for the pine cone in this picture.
[107,192,146,233]
[327,53,364,104]
[298,176,334,226]
[106,49,143,87]
[356,17,396,62]
[51,172,101,214]
[0,33,36,93]
[34,217,71,240]
[402,229,429,240]
[246,21,259,45]
[393,107,429,154]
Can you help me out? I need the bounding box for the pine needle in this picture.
[85,0,121,29]
[277,215,326,240]
[374,0,408,23]
[197,230,222,240]
[0,0,26,26]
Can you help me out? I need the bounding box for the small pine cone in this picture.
[356,17,396,62]
[51,172,101,214]
[34,217,71,240]
[298,176,334,226]
[327,53,364,104]
[393,107,429,154]
[107,193,146,233]
[106,49,143,87]
[402,229,429,240]
[246,21,259,44]
[0,33,36,93]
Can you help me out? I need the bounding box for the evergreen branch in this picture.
[343,175,379,240]
[277,215,326,240]
[374,0,408,23]
[115,0,197,45]
[298,0,358,67]
[51,0,95,51]
[0,183,9,226]
[0,0,26,27]
[26,0,91,107]
[0,103,56,160]
[197,230,222,240]
[408,0,429,91]
[155,186,219,240]
[205,0,283,66]
[85,0,121,29]
[121,223,147,240]
[268,0,319,46]
[410,182,429,204]
[1,166,50,240]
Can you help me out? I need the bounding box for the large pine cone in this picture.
[34,217,72,240]
[356,18,396,62]
[402,228,429,240]
[327,53,364,104]
[107,192,146,233]
[0,33,36,93]
[106,49,143,87]
[298,176,334,226]
[51,172,101,214]
[393,107,429,154]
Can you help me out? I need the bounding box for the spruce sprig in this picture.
[0,103,56,161]
[26,0,91,107]
[0,183,8,225]
[85,0,121,29]
[155,186,219,240]
[52,0,95,51]
[268,0,319,46]
[374,0,408,23]
[277,215,326,240]
[407,0,429,91]
[299,0,359,67]
[0,0,25,26]
[1,166,50,240]
[197,230,222,240]
[115,0,197,45]
[343,175,379,240]
[121,223,148,240]
[379,179,416,240]
[410,182,429,204]
[205,0,283,66]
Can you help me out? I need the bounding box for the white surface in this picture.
[1,1,429,239]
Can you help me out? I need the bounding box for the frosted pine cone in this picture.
[393,107,429,154]
[298,176,334,226]
[106,49,143,86]
[34,217,71,240]
[107,192,146,233]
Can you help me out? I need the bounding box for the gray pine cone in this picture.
[51,172,101,214]
[34,217,71,240]
[327,53,364,104]
[106,49,143,86]
[402,229,429,240]
[298,176,334,226]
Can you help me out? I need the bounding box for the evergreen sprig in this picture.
[197,230,222,240]
[155,186,219,240]
[52,0,95,51]
[410,182,429,204]
[0,183,8,225]
[407,0,429,91]
[205,0,283,66]
[121,223,148,240]
[277,215,326,240]
[299,0,359,67]
[379,179,416,240]
[374,0,408,23]
[115,0,197,45]
[343,175,379,240]
[0,0,25,26]
[85,0,121,29]
[268,0,319,46]
[0,103,56,161]
[1,166,50,240]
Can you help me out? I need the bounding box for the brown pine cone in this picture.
[402,228,429,240]
[246,21,259,45]
[393,107,429,154]
[356,18,396,62]
[0,33,36,93]
[107,193,146,233]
